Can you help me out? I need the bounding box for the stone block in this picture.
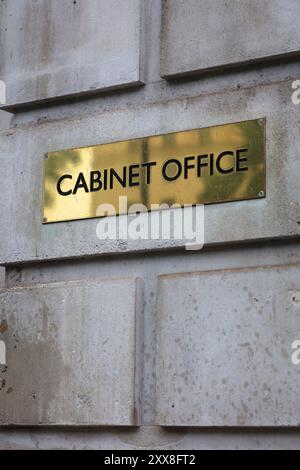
[0,276,142,425]
[156,265,300,425]
[0,0,145,109]
[161,0,300,78]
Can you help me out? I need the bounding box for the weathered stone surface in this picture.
[0,267,5,288]
[3,425,300,449]
[0,276,142,425]
[0,79,299,264]
[0,0,145,109]
[156,265,300,426]
[161,0,300,78]
[0,110,11,131]
[0,0,300,451]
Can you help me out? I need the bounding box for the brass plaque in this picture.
[43,119,265,223]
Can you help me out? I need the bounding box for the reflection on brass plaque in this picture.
[43,119,266,223]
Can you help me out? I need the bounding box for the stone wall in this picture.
[0,0,300,449]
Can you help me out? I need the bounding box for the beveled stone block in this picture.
[0,276,142,425]
[156,265,300,426]
[161,0,300,78]
[0,0,145,109]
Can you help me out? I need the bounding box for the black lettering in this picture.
[90,170,102,192]
[209,153,214,176]
[57,174,72,196]
[103,168,108,190]
[162,159,182,181]
[128,164,140,187]
[73,172,89,194]
[110,167,127,189]
[236,148,248,172]
[197,155,208,177]
[184,156,195,179]
[216,151,234,174]
[141,161,157,184]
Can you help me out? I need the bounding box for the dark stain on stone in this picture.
[6,387,13,394]
[0,338,70,424]
[0,378,6,391]
[131,405,139,426]
[0,320,8,333]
